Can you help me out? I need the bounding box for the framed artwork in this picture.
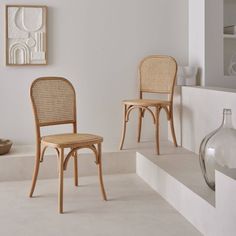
[5,5,47,66]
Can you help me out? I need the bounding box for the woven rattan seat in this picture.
[123,99,171,106]
[119,55,178,155]
[42,133,103,148]
[29,77,107,213]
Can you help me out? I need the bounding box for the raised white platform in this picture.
[136,142,236,236]
[0,144,135,181]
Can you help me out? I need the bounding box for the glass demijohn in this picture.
[199,109,236,190]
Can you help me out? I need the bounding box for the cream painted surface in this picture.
[0,0,188,149]
[168,86,182,146]
[224,0,236,77]
[215,171,236,236]
[176,86,236,154]
[0,147,136,181]
[137,151,236,236]
[188,0,205,86]
[204,0,224,87]
[189,0,236,88]
[137,152,215,236]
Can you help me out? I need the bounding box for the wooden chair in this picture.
[119,55,178,155]
[29,77,107,213]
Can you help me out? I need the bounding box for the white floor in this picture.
[0,174,201,236]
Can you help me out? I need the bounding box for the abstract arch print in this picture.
[6,5,47,65]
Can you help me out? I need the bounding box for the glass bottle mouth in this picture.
[222,108,233,128]
[223,108,232,115]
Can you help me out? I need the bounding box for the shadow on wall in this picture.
[196,67,203,86]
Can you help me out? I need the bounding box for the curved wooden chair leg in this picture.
[73,150,79,186]
[170,110,178,147]
[137,108,143,142]
[97,143,107,201]
[155,107,161,155]
[119,104,128,150]
[29,145,41,197]
[58,148,64,214]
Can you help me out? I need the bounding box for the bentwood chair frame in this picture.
[119,55,178,155]
[29,77,107,213]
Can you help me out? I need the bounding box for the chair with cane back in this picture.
[119,55,178,155]
[29,77,107,213]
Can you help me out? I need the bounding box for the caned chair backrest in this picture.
[30,77,76,127]
[139,55,177,94]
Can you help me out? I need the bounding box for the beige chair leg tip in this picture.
[104,194,108,200]
[59,207,63,214]
[74,178,79,187]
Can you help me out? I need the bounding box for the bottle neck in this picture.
[222,109,233,128]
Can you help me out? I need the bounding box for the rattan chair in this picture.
[29,77,107,213]
[119,55,178,155]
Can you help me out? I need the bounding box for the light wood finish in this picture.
[119,104,128,150]
[123,99,171,106]
[137,92,143,143]
[140,55,176,93]
[119,55,178,154]
[137,108,142,142]
[155,107,161,155]
[42,133,103,148]
[31,78,76,126]
[59,148,64,214]
[30,77,107,213]
[29,140,41,197]
[73,123,78,186]
[97,143,107,201]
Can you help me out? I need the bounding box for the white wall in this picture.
[189,0,236,88]
[0,0,188,149]
[188,0,205,86]
[178,86,236,154]
[205,0,224,87]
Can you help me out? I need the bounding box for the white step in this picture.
[136,142,236,236]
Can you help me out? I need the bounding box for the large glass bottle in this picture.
[199,109,236,190]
